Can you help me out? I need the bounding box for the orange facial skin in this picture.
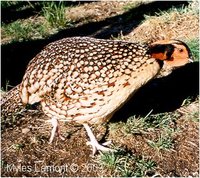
[148,39,193,68]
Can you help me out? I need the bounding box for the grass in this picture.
[180,96,199,122]
[181,96,195,107]
[12,143,25,151]
[110,111,180,136]
[98,149,156,177]
[1,80,11,92]
[186,38,199,61]
[145,4,198,22]
[105,112,181,174]
[98,149,135,176]
[126,1,198,43]
[42,1,68,28]
[1,19,49,42]
[190,111,199,122]
[1,1,73,43]
[134,156,156,177]
[142,113,179,152]
[99,151,119,170]
[122,1,141,11]
[1,105,27,131]
[144,112,180,129]
[1,112,22,131]
[109,112,180,160]
[1,1,40,10]
[147,135,174,152]
[1,1,22,8]
[123,115,148,134]
[1,160,7,169]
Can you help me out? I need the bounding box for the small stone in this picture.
[22,128,30,134]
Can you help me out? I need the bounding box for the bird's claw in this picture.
[86,140,114,155]
[102,140,112,146]
[59,135,65,141]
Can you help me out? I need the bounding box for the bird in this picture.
[1,37,193,154]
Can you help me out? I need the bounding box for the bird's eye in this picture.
[178,48,184,52]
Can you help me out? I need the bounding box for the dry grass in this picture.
[67,1,130,23]
[123,1,199,43]
[1,1,137,44]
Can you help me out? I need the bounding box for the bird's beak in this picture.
[188,58,193,63]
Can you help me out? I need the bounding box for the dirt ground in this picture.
[1,96,199,177]
[1,1,199,177]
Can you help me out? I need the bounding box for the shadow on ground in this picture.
[110,62,199,123]
[1,1,188,89]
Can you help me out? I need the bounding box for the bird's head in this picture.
[147,39,193,68]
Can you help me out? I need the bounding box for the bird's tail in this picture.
[1,84,26,130]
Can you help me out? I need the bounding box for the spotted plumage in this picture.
[20,37,161,124]
[2,37,192,154]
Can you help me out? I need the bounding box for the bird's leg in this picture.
[83,123,113,155]
[49,117,65,143]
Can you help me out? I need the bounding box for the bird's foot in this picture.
[83,123,114,155]
[86,140,114,155]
